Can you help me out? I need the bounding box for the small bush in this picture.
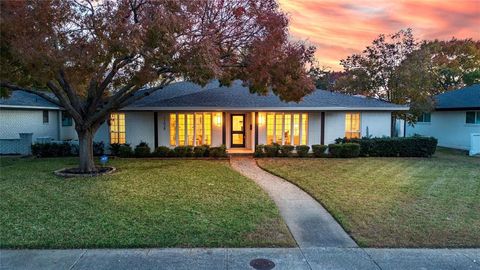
[202,145,210,157]
[109,143,122,156]
[93,141,104,156]
[153,146,170,157]
[209,145,227,158]
[118,144,133,158]
[295,145,310,157]
[174,146,193,157]
[311,145,328,157]
[134,142,151,157]
[279,145,295,157]
[167,149,177,157]
[264,143,280,157]
[254,144,265,157]
[193,146,207,157]
[328,143,360,158]
[31,142,72,157]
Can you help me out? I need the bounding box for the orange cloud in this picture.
[279,0,480,70]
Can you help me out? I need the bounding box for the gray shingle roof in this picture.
[435,84,480,110]
[129,80,407,110]
[0,91,59,109]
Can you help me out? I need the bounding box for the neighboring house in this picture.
[0,81,407,155]
[406,84,480,152]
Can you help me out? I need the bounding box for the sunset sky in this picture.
[279,0,480,70]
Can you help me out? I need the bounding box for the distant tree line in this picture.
[310,28,480,122]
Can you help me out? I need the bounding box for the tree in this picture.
[338,28,418,103]
[308,65,344,91]
[0,0,315,172]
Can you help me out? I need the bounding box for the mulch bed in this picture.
[54,166,116,178]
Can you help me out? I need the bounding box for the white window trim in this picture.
[171,112,212,146]
[267,112,308,145]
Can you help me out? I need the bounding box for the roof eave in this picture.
[122,106,409,111]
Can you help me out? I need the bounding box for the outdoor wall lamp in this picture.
[215,113,222,126]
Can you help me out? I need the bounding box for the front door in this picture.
[231,114,245,147]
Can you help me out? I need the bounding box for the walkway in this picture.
[230,156,357,248]
[2,247,478,270]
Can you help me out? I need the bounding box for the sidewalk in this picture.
[230,156,356,248]
[1,247,478,270]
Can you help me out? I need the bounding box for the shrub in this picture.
[328,143,360,158]
[193,146,207,157]
[279,145,295,157]
[134,142,151,157]
[311,144,328,157]
[264,143,280,157]
[153,146,170,157]
[209,145,227,158]
[174,146,193,157]
[167,149,177,157]
[109,143,122,156]
[295,145,310,157]
[31,142,72,157]
[254,144,265,157]
[93,141,104,156]
[118,144,133,158]
[335,136,437,157]
[202,144,210,157]
[328,144,343,158]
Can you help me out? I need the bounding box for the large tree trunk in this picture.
[77,127,97,173]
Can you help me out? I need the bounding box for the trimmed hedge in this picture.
[134,142,151,157]
[279,145,295,157]
[32,141,104,157]
[335,136,438,157]
[193,145,208,157]
[173,146,193,157]
[209,145,227,158]
[153,146,170,157]
[264,143,280,157]
[295,145,310,157]
[254,145,265,157]
[311,145,328,157]
[328,143,360,158]
[118,144,133,157]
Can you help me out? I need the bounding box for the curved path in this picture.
[230,156,357,248]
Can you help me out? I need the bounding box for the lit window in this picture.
[466,111,480,124]
[265,112,308,145]
[170,113,212,146]
[110,112,126,144]
[345,112,360,139]
[417,113,431,123]
[301,113,308,144]
[62,111,73,127]
[42,110,49,123]
[266,113,275,144]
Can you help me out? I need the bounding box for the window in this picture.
[345,112,360,139]
[169,113,212,146]
[61,111,73,126]
[466,111,480,124]
[266,113,308,145]
[110,113,126,144]
[42,110,49,123]
[417,112,431,123]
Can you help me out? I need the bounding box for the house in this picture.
[406,84,480,153]
[0,81,408,155]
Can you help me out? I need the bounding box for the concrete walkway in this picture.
[2,248,479,270]
[230,156,357,248]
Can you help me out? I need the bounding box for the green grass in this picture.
[0,157,294,248]
[257,148,480,248]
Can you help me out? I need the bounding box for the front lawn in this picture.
[0,157,294,248]
[257,148,480,247]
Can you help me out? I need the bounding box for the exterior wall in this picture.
[406,111,480,150]
[125,111,155,148]
[308,112,321,145]
[0,108,60,141]
[324,111,392,144]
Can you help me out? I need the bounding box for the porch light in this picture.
[215,113,222,126]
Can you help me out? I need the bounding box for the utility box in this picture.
[470,133,480,156]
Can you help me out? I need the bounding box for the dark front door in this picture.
[231,114,245,147]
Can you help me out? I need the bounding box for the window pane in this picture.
[345,113,360,138]
[232,115,244,131]
[477,112,480,124]
[195,113,203,146]
[424,113,431,122]
[301,113,308,145]
[267,113,275,144]
[275,114,283,144]
[110,112,125,144]
[293,114,300,145]
[170,114,176,146]
[43,110,49,123]
[466,112,476,124]
[178,114,185,146]
[204,113,211,145]
[284,114,291,145]
[232,134,243,145]
[187,114,194,146]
